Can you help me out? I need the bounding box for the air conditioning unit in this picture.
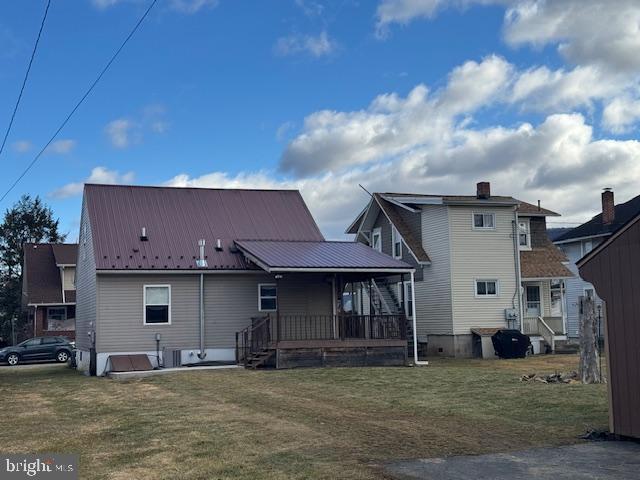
[164,349,182,368]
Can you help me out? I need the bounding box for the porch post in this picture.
[331,275,338,340]
[560,279,567,335]
[400,273,405,315]
[410,271,424,365]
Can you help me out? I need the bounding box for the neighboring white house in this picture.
[347,182,573,357]
[554,189,640,340]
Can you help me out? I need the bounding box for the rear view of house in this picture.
[22,243,78,340]
[75,184,414,376]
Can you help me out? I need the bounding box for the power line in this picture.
[0,0,52,159]
[0,0,159,204]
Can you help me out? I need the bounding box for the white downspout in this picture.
[411,271,428,366]
[513,209,524,331]
[331,276,337,339]
[197,273,206,359]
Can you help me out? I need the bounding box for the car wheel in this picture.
[7,353,19,366]
[56,350,70,363]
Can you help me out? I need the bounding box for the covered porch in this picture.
[233,240,417,369]
[521,278,568,352]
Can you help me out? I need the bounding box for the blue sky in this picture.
[1,0,639,239]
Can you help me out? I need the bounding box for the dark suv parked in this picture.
[0,336,74,366]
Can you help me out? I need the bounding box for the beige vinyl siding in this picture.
[415,205,453,336]
[449,206,519,335]
[75,200,97,351]
[95,273,333,352]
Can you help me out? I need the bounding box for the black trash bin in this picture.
[491,329,531,359]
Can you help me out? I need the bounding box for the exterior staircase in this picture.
[244,348,275,369]
[366,279,414,353]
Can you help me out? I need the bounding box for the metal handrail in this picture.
[537,315,556,352]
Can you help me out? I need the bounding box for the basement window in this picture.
[144,285,171,325]
[258,284,277,312]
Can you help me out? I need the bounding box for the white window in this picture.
[371,227,382,252]
[550,280,563,317]
[475,279,499,297]
[582,240,594,256]
[473,212,495,230]
[518,219,531,249]
[391,225,402,259]
[258,283,277,312]
[144,285,171,325]
[398,281,414,318]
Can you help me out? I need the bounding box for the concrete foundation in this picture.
[426,334,475,357]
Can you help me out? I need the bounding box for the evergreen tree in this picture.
[0,195,65,343]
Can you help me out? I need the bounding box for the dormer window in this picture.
[518,219,531,249]
[371,227,382,252]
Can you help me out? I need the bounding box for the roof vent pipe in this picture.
[196,239,208,268]
[215,238,223,251]
[140,227,148,241]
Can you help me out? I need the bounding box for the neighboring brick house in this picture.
[22,243,78,340]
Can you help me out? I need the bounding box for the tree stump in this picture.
[579,295,601,384]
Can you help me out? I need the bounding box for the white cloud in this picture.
[50,167,135,199]
[503,0,640,72]
[12,140,32,153]
[280,55,512,176]
[276,121,295,141]
[602,96,640,134]
[105,118,137,149]
[274,31,337,58]
[46,139,77,155]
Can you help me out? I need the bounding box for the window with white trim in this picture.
[258,284,277,312]
[518,218,531,249]
[371,227,382,252]
[582,239,594,256]
[144,285,171,324]
[391,225,402,259]
[473,212,495,229]
[475,279,498,297]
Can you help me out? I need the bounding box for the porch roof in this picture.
[235,240,414,273]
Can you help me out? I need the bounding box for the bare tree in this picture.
[579,295,601,384]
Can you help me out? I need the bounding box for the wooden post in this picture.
[579,295,601,384]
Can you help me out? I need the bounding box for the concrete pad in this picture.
[385,442,640,480]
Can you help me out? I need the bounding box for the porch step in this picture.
[245,349,275,369]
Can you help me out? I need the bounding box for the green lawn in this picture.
[0,355,607,479]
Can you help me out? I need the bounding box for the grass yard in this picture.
[0,355,607,479]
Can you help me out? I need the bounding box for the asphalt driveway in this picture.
[385,442,640,480]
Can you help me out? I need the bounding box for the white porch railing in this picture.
[523,316,557,351]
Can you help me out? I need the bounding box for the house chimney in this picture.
[602,188,615,225]
[140,227,148,241]
[477,181,491,199]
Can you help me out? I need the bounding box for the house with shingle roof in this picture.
[554,188,640,340]
[347,182,572,357]
[22,243,78,340]
[75,184,415,376]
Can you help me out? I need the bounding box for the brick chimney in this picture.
[602,188,615,225]
[477,181,491,199]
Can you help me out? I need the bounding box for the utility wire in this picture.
[0,0,52,159]
[0,0,159,204]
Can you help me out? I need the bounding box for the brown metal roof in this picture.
[23,243,77,305]
[51,243,78,265]
[84,184,325,271]
[235,240,414,272]
[515,200,560,217]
